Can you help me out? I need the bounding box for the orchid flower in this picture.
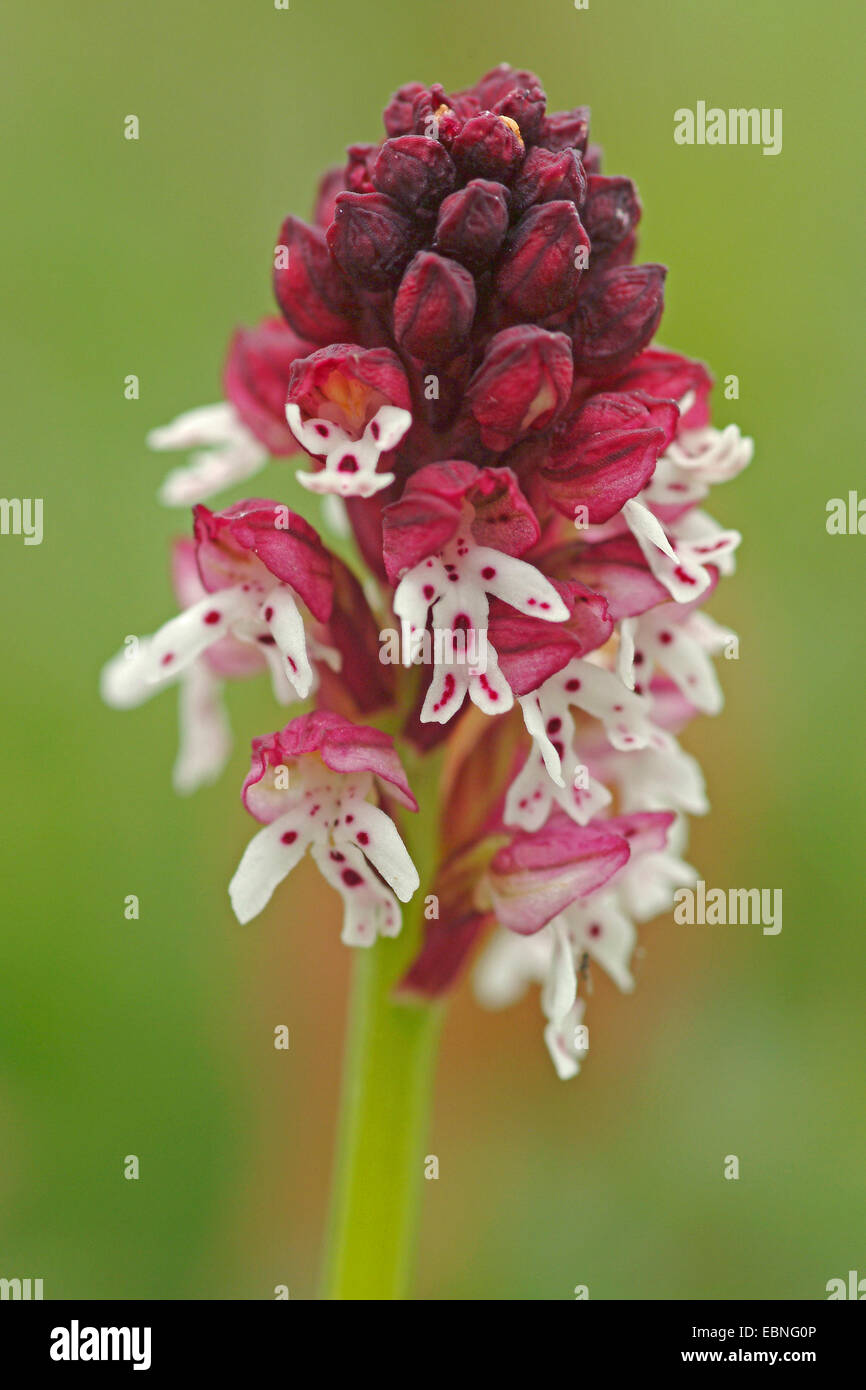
[151,318,316,505]
[228,711,419,944]
[475,812,683,1076]
[283,343,413,498]
[385,462,569,721]
[103,61,752,1298]
[100,537,285,793]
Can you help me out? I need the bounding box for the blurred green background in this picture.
[1,0,863,1300]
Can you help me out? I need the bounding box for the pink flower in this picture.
[229,712,419,942]
[465,325,574,452]
[101,538,268,792]
[398,811,651,1001]
[109,501,333,710]
[474,812,682,1077]
[285,343,412,498]
[384,461,568,721]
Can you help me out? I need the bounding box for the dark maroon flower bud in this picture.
[445,88,483,121]
[511,147,587,214]
[493,85,547,144]
[344,143,378,194]
[433,178,510,273]
[273,217,356,344]
[383,81,427,137]
[473,64,545,110]
[451,112,525,183]
[434,107,465,147]
[410,87,465,146]
[465,324,573,451]
[583,143,603,175]
[539,106,590,154]
[372,136,456,215]
[494,200,590,320]
[604,346,713,427]
[393,251,476,365]
[571,264,667,376]
[539,389,677,522]
[312,166,345,229]
[326,191,418,290]
[582,175,642,264]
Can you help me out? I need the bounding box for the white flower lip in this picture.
[228,763,420,946]
[287,401,411,499]
[394,523,568,725]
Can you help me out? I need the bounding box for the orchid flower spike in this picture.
[104,62,751,1081]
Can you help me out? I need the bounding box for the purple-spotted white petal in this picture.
[101,636,234,794]
[619,605,735,715]
[518,657,654,787]
[394,517,568,724]
[229,714,419,942]
[287,401,411,498]
[474,810,679,1077]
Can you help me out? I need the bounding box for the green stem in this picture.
[320,750,445,1300]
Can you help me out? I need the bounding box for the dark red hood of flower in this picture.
[598,344,713,427]
[285,342,411,440]
[399,814,632,998]
[543,533,671,619]
[381,460,539,582]
[223,317,317,456]
[486,815,631,934]
[489,578,613,696]
[242,710,418,819]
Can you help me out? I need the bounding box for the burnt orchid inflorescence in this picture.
[102,65,751,1078]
